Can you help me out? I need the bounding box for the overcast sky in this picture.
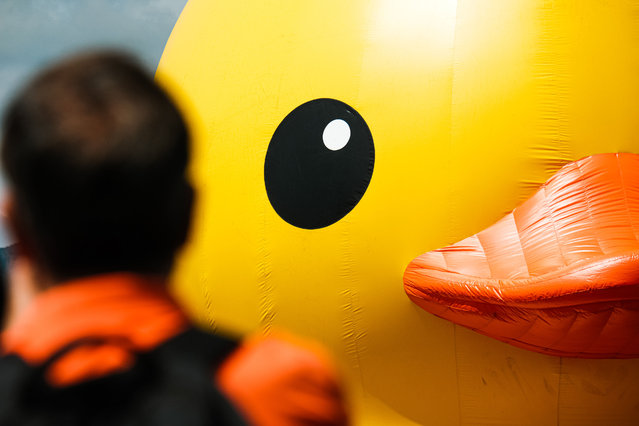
[0,0,188,245]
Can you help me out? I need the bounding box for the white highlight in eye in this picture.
[322,119,351,151]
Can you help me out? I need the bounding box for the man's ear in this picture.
[2,192,31,259]
[1,192,41,327]
[2,193,18,244]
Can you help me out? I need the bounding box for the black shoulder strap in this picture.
[0,327,247,426]
[154,326,239,370]
[0,355,34,421]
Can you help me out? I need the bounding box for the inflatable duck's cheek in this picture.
[264,99,374,229]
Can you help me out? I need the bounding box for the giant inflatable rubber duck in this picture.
[157,1,639,424]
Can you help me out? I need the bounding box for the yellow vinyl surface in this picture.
[157,1,639,424]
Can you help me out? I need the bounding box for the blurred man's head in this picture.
[1,52,193,282]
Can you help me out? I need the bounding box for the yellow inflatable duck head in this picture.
[157,1,639,424]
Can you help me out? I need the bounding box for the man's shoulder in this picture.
[217,331,349,426]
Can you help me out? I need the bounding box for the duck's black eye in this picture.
[264,98,375,229]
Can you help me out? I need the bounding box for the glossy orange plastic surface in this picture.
[405,153,639,358]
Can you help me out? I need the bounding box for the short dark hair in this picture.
[1,51,193,281]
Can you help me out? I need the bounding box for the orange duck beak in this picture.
[404,152,639,358]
